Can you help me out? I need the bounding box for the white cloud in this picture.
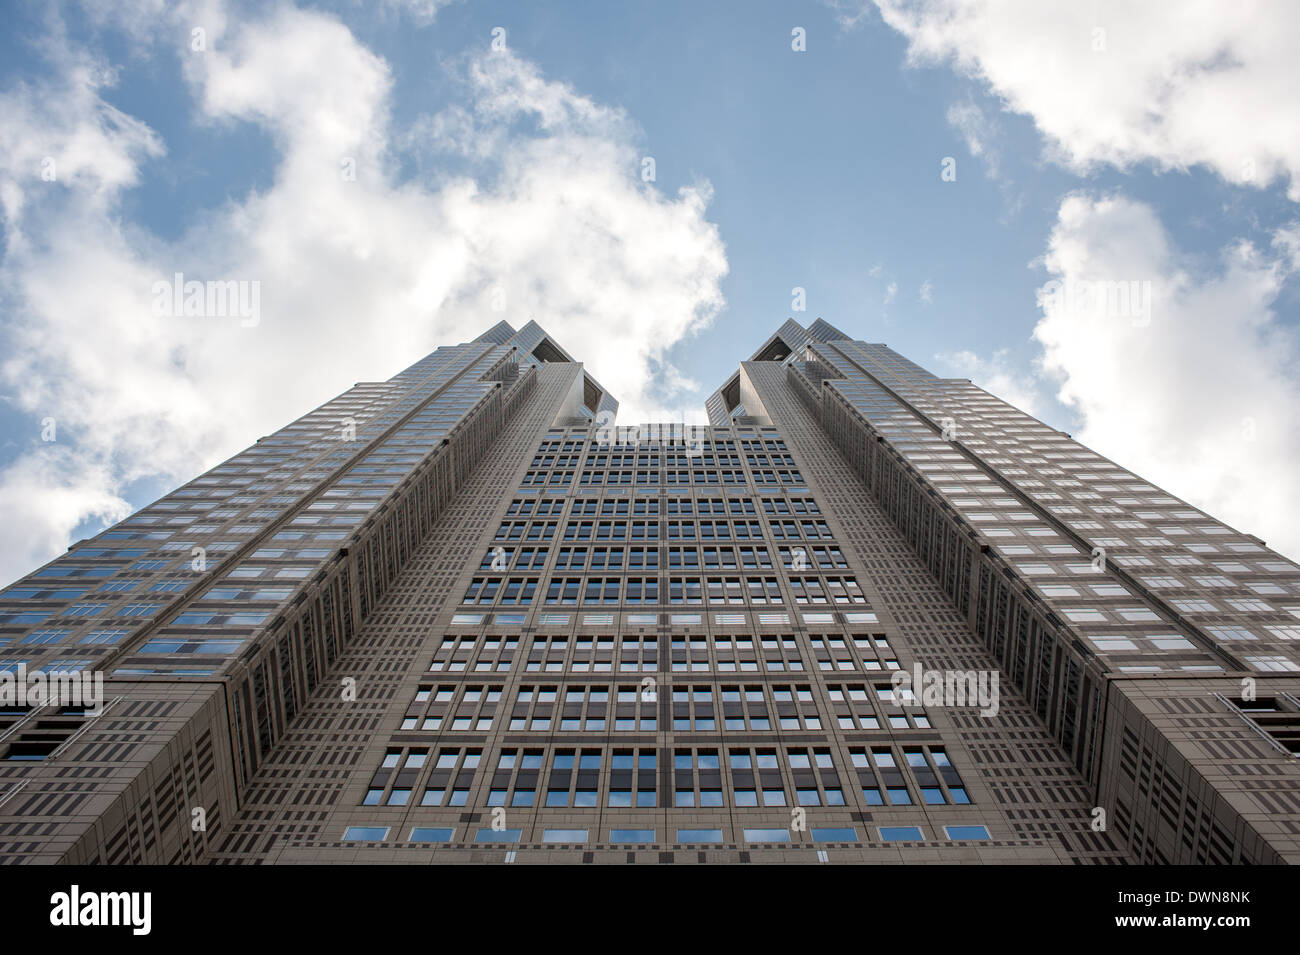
[1033,193,1300,560]
[0,51,163,231]
[375,0,459,25]
[0,449,131,585]
[883,280,897,304]
[935,348,1042,418]
[0,2,727,584]
[840,1,1300,557]
[660,365,701,396]
[864,0,1300,198]
[945,99,998,178]
[918,279,933,304]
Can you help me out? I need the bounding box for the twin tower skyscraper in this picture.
[1,318,1297,864]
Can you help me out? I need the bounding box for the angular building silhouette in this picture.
[2,318,1297,864]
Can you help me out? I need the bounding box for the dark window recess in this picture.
[532,338,569,364]
[721,377,741,413]
[1230,697,1300,754]
[583,376,603,413]
[754,337,791,362]
[2,718,83,760]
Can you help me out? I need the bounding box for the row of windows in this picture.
[528,453,798,469]
[341,824,991,845]
[505,496,820,517]
[425,632,895,675]
[478,545,848,572]
[462,574,866,607]
[520,468,807,486]
[366,738,967,805]
[363,742,967,811]
[397,680,926,733]
[491,519,836,542]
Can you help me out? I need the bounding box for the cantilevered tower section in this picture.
[726,319,1300,863]
[0,320,611,863]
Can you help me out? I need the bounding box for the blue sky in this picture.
[2,0,1299,582]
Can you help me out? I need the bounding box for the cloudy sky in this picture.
[2,0,1298,584]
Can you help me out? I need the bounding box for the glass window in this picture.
[342,826,389,841]
[879,826,924,842]
[944,825,991,841]
[811,827,858,842]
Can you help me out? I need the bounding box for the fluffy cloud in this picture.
[839,2,1300,557]
[0,51,164,229]
[0,449,132,588]
[376,0,459,25]
[1034,194,1300,560]
[0,2,727,584]
[935,347,1041,418]
[861,0,1300,197]
[944,100,999,178]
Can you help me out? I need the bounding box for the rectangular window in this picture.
[879,826,924,842]
[811,827,858,842]
[944,825,991,841]
[342,826,389,841]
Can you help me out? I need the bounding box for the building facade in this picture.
[1,318,1297,864]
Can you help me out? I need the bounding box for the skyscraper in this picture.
[2,318,1297,864]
